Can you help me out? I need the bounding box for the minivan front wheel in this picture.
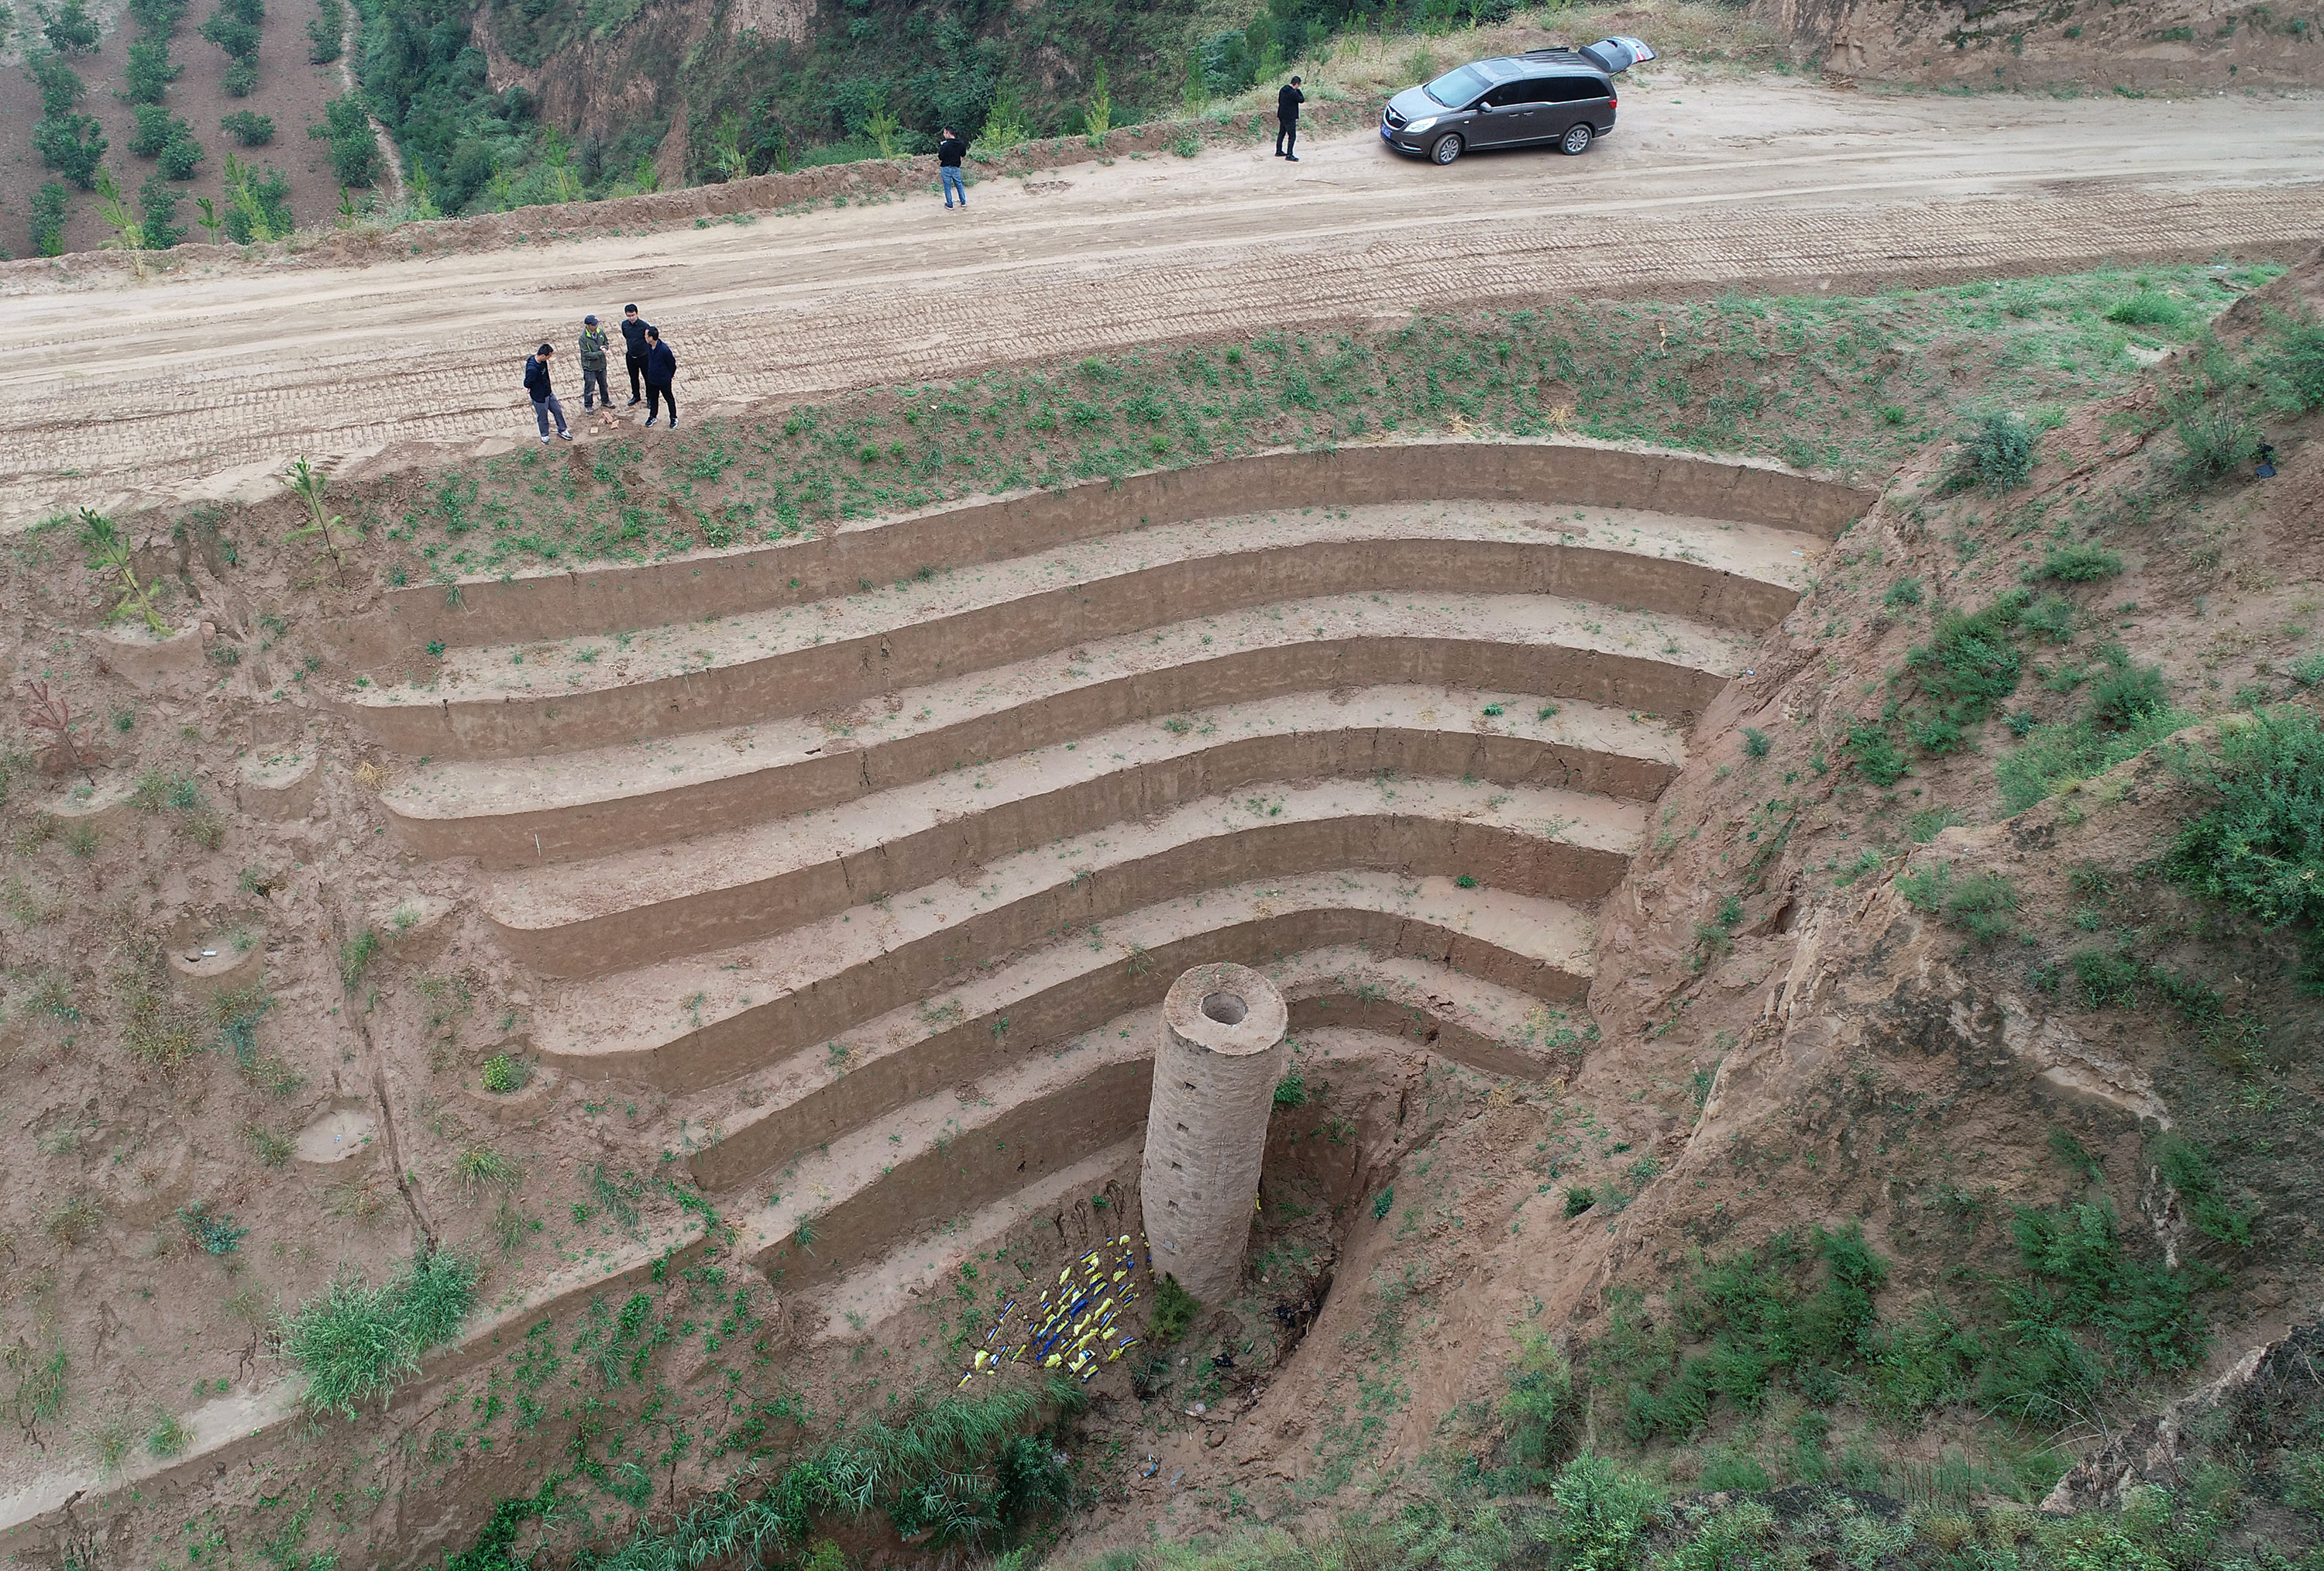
[1560,123,1593,156]
[1431,132,1464,166]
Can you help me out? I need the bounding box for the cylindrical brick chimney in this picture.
[1140,962,1289,1305]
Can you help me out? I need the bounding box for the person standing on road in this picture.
[578,314,612,412]
[643,325,678,428]
[937,126,970,209]
[524,342,572,442]
[1275,76,1305,160]
[621,304,650,406]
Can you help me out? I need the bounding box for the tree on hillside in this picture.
[139,170,186,247]
[40,0,101,51]
[30,180,70,255]
[122,36,184,102]
[34,111,108,188]
[310,95,377,187]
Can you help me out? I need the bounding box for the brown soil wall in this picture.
[346,537,1757,760]
[758,1056,1154,1291]
[515,807,1620,988]
[398,656,1678,866]
[687,920,1574,1194]
[494,724,1638,947]
[328,441,1862,675]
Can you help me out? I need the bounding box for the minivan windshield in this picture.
[1422,64,1497,108]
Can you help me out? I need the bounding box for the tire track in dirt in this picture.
[6,80,2322,521]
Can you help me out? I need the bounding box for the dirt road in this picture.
[6,75,2322,525]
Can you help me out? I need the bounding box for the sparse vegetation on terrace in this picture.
[347,264,2268,583]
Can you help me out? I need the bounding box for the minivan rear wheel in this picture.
[1431,132,1464,166]
[1560,123,1593,156]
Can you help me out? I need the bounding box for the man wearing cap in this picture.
[524,342,572,443]
[620,304,650,407]
[578,315,612,411]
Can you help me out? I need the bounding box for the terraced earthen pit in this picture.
[332,439,1862,1303]
[0,438,1866,1559]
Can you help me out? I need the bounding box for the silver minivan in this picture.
[1380,37,1655,164]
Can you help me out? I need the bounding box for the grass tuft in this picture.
[277,1250,480,1417]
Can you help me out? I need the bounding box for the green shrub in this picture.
[44,0,103,50]
[306,0,344,60]
[2288,650,2324,688]
[1992,1202,2211,1396]
[220,108,273,146]
[278,1250,478,1416]
[1564,1186,1596,1218]
[157,130,205,179]
[35,112,108,188]
[1906,593,2028,736]
[2150,1133,2253,1248]
[2106,290,2190,328]
[1897,862,2020,944]
[137,170,184,246]
[2071,947,2140,1008]
[2171,397,2257,486]
[1270,1071,1305,1108]
[129,103,179,156]
[1845,718,1907,786]
[177,1201,246,1254]
[2085,647,2169,732]
[308,95,377,187]
[1953,410,2035,490]
[1869,1299,1985,1414]
[1741,727,1771,758]
[1542,1453,1664,1571]
[1497,1329,1573,1473]
[2257,307,2324,414]
[2020,591,2079,645]
[1150,1274,1198,1345]
[480,1053,529,1094]
[31,181,70,256]
[2037,541,2123,582]
[122,37,183,103]
[2165,709,2324,933]
[1881,576,1923,611]
[129,0,191,29]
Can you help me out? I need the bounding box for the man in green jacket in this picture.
[578,315,613,411]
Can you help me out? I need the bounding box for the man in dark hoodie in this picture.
[620,304,650,406]
[937,127,969,209]
[524,342,571,442]
[643,325,678,429]
[1275,75,1305,160]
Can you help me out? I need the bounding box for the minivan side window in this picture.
[1481,80,1546,108]
[1546,77,1607,102]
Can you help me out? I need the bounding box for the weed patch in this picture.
[277,1250,480,1416]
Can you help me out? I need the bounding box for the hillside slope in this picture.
[2,0,374,257]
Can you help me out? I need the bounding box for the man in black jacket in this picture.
[643,326,678,429]
[1276,76,1304,160]
[937,128,969,209]
[524,342,571,442]
[620,304,650,406]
